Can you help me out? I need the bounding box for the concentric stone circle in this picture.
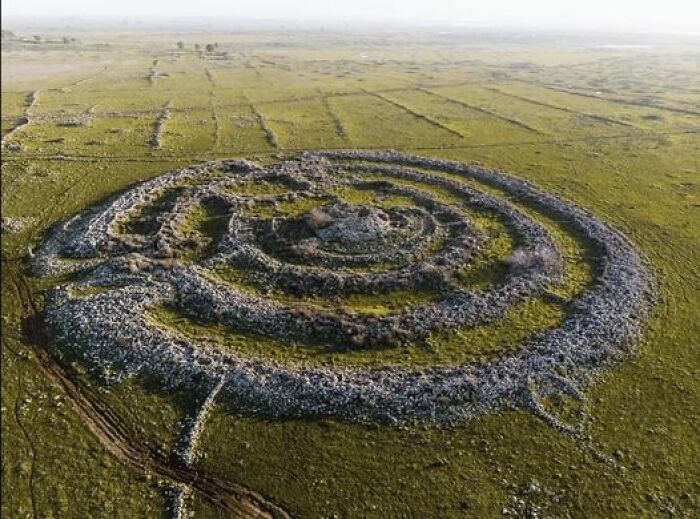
[35,150,655,426]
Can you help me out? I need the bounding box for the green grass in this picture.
[240,194,332,218]
[221,179,292,197]
[178,198,230,248]
[2,27,698,518]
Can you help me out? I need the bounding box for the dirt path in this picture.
[4,262,290,518]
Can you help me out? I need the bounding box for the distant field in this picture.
[2,27,699,518]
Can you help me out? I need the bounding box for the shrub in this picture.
[305,208,334,229]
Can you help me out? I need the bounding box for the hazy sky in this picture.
[3,0,700,33]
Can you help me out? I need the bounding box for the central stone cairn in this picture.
[34,151,654,426]
[310,204,391,242]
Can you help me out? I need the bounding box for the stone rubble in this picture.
[1,216,33,234]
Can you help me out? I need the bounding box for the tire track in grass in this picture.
[5,265,290,519]
[419,87,545,135]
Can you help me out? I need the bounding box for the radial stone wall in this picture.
[35,151,655,426]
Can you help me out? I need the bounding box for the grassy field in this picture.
[2,25,699,517]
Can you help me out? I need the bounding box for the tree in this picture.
[176,41,185,50]
[194,43,201,51]
[63,36,71,44]
[33,35,42,42]
[205,43,215,53]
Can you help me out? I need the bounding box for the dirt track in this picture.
[5,262,289,518]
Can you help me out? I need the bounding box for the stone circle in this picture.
[34,150,655,426]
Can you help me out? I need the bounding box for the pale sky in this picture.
[2,0,700,33]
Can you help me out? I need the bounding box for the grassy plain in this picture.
[2,25,699,517]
